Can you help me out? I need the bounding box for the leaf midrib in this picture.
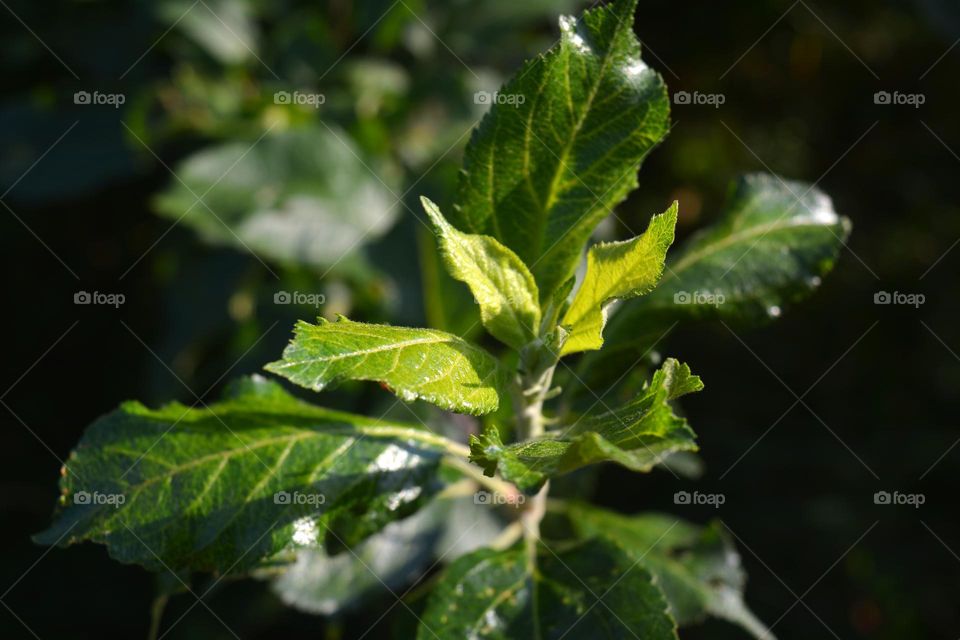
[89,424,448,498]
[663,216,839,283]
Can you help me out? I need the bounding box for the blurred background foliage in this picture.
[2,0,959,638]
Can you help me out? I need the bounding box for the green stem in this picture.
[357,425,471,458]
[147,594,168,640]
[444,456,521,498]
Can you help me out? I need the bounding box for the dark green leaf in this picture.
[604,173,850,346]
[471,359,701,493]
[418,539,677,639]
[267,491,506,615]
[454,0,670,300]
[567,505,774,639]
[35,376,449,572]
[265,317,505,415]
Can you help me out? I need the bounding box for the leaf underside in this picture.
[154,126,398,268]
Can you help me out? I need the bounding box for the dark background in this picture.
[2,0,958,638]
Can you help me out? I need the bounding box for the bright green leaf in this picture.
[34,376,449,572]
[421,196,540,350]
[471,359,702,494]
[561,202,677,355]
[154,126,399,268]
[417,539,677,639]
[454,0,670,301]
[567,506,775,639]
[604,173,851,347]
[265,317,505,415]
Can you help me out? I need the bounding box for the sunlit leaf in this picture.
[561,202,677,355]
[422,196,541,350]
[454,0,670,301]
[265,316,505,415]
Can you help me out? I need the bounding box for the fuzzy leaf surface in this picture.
[561,201,677,355]
[470,359,701,493]
[422,196,540,350]
[35,376,447,572]
[266,317,505,415]
[454,0,670,300]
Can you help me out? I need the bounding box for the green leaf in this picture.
[160,0,259,65]
[454,0,670,301]
[417,539,677,639]
[153,126,399,268]
[561,202,677,355]
[267,490,506,615]
[604,173,851,346]
[265,317,505,415]
[567,506,775,639]
[34,376,451,572]
[470,359,701,494]
[421,196,541,350]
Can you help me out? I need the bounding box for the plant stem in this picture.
[443,456,522,498]
[147,594,168,640]
[515,345,558,580]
